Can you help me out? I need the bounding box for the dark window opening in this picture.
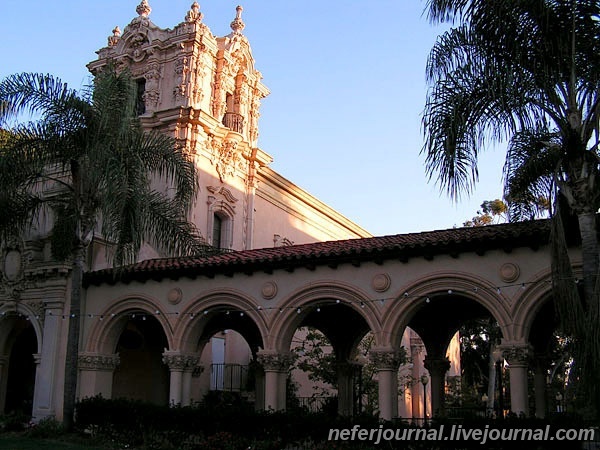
[136,78,146,115]
[212,214,223,248]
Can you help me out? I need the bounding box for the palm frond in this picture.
[503,128,561,220]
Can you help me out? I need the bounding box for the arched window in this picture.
[212,213,223,248]
[207,190,236,250]
[136,78,146,115]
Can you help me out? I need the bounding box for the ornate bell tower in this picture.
[88,2,273,250]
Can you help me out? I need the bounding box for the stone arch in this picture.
[84,295,174,354]
[0,305,42,416]
[269,281,382,354]
[0,304,43,355]
[174,288,268,355]
[382,272,514,349]
[510,267,570,343]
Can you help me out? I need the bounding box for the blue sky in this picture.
[1,0,508,236]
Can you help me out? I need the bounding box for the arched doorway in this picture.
[3,317,37,416]
[191,308,263,407]
[281,301,373,416]
[112,314,169,405]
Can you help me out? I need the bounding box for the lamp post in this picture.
[481,393,489,417]
[556,392,563,413]
[421,374,429,425]
[492,347,504,418]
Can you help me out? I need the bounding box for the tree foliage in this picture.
[0,68,212,427]
[423,0,600,417]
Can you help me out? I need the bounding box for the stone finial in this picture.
[136,0,152,17]
[185,2,203,23]
[107,26,121,47]
[230,5,245,34]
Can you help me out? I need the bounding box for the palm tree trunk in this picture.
[62,244,84,431]
[577,211,599,302]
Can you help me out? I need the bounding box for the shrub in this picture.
[27,416,64,439]
[0,411,29,432]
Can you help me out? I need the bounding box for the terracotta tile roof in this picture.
[83,219,551,286]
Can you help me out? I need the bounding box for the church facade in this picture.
[0,2,564,424]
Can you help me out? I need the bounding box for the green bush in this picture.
[0,411,29,432]
[73,396,597,450]
[26,416,64,439]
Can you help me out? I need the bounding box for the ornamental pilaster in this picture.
[369,348,405,371]
[500,344,532,368]
[78,353,121,371]
[256,351,292,372]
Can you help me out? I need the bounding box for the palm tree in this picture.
[422,0,600,416]
[0,68,214,428]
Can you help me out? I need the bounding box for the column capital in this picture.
[369,348,405,371]
[162,351,199,371]
[256,351,292,372]
[499,343,532,368]
[423,357,451,375]
[78,352,120,371]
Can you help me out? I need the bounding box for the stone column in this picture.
[501,344,531,416]
[336,360,360,416]
[77,353,120,400]
[370,348,403,421]
[410,340,425,420]
[256,351,292,411]
[32,301,64,422]
[533,355,548,418]
[162,351,199,406]
[182,359,201,406]
[423,357,451,418]
[253,364,265,411]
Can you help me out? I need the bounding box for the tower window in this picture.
[136,78,146,115]
[212,213,223,248]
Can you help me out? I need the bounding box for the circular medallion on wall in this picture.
[167,287,183,305]
[372,273,391,293]
[499,262,520,283]
[2,239,25,285]
[4,249,22,282]
[261,281,278,300]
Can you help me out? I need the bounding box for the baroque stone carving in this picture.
[369,349,405,370]
[143,62,161,109]
[185,2,203,23]
[162,352,200,371]
[273,235,293,247]
[206,186,239,203]
[230,6,245,35]
[136,0,152,17]
[173,56,190,100]
[256,352,292,372]
[209,136,240,182]
[1,239,27,301]
[78,353,121,371]
[423,357,451,375]
[261,281,278,300]
[372,273,391,293]
[108,26,121,47]
[500,344,532,368]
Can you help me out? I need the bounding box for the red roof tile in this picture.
[83,219,551,286]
